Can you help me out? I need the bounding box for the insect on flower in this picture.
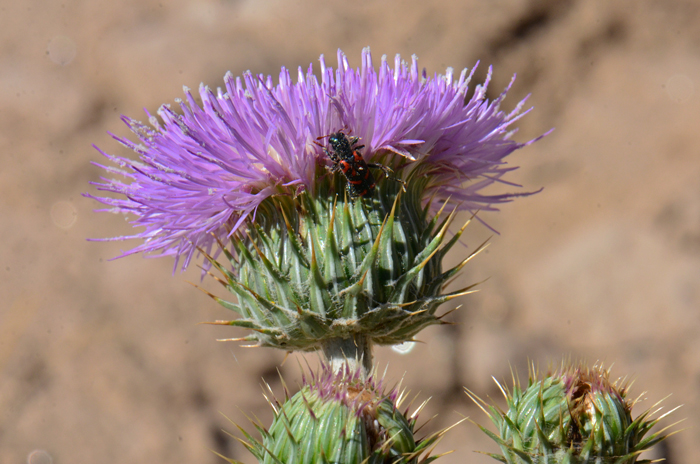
[317,131,405,198]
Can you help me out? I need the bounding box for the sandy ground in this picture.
[2,0,699,462]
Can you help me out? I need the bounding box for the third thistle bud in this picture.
[469,362,678,464]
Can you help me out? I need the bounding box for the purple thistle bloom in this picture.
[87,47,544,270]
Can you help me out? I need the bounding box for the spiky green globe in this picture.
[239,365,444,464]
[204,172,480,356]
[470,364,676,464]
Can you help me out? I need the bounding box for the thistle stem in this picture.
[321,334,373,377]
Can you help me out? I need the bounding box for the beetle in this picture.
[316,131,404,198]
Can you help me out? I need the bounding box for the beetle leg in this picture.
[367,163,407,192]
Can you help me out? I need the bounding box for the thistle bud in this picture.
[468,363,679,464]
[238,364,446,464]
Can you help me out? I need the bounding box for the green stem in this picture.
[321,334,373,377]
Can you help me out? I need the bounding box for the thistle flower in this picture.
[88,47,541,270]
[88,48,545,371]
[231,363,452,464]
[468,363,680,464]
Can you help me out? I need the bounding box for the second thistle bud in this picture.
[240,364,445,464]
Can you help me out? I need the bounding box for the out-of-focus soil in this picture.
[2,1,699,463]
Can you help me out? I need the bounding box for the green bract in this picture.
[469,364,679,464]
[202,174,483,358]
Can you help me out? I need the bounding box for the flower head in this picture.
[88,48,543,270]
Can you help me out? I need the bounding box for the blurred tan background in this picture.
[2,0,699,462]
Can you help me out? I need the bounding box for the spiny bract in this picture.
[230,364,452,464]
[468,363,680,464]
[201,176,485,352]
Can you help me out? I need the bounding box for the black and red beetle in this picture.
[316,131,404,198]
